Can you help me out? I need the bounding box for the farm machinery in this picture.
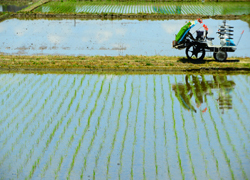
[172,19,240,61]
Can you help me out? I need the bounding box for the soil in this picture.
[1,55,250,73]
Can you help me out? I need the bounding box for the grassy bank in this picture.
[1,55,250,72]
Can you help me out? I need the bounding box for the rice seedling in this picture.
[200,75,238,179]
[89,76,120,180]
[67,77,107,179]
[160,76,171,179]
[79,76,113,178]
[168,76,184,180]
[153,76,158,177]
[0,76,51,154]
[174,77,197,180]
[1,73,250,179]
[130,76,141,180]
[10,77,74,176]
[106,76,128,179]
[39,76,91,177]
[118,80,134,179]
[0,75,42,127]
[142,76,148,180]
[206,77,248,180]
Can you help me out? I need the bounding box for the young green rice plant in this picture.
[0,76,52,155]
[28,156,40,179]
[90,76,120,180]
[79,76,113,178]
[201,75,238,179]
[118,80,134,179]
[14,77,75,177]
[168,76,185,180]
[106,76,128,179]
[130,76,141,180]
[142,76,148,180]
[54,155,64,179]
[0,75,42,128]
[67,77,107,179]
[175,77,197,180]
[160,76,171,179]
[153,76,158,177]
[207,76,248,180]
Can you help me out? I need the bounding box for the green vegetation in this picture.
[0,55,250,72]
[0,73,250,179]
[32,1,250,16]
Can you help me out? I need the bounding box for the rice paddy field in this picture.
[0,73,250,179]
[1,18,250,57]
[33,1,250,15]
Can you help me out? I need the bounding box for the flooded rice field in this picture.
[0,4,29,12]
[34,2,250,16]
[0,18,250,57]
[0,73,250,179]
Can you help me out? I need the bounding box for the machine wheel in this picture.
[214,51,227,62]
[186,42,205,61]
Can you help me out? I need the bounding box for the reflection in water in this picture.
[0,19,249,57]
[0,5,28,12]
[172,75,235,113]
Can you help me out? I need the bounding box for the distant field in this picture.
[33,2,250,15]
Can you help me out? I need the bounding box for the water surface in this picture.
[0,73,249,179]
[0,4,28,12]
[0,18,249,57]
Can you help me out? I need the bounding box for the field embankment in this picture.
[1,55,250,72]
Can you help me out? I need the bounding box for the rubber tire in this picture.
[214,51,227,62]
[186,42,205,61]
[213,52,216,60]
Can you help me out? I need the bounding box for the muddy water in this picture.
[0,73,249,179]
[0,18,249,57]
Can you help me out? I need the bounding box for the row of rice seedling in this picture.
[105,76,128,179]
[153,77,159,178]
[184,75,223,179]
[0,75,41,135]
[67,76,109,179]
[200,75,248,180]
[130,76,141,180]
[89,76,121,180]
[0,73,249,179]
[160,76,171,179]
[168,76,185,179]
[39,75,101,179]
[38,75,91,178]
[0,74,27,95]
[0,76,56,176]
[0,75,48,152]
[25,77,77,178]
[38,76,89,179]
[9,76,66,178]
[117,79,134,179]
[174,77,197,180]
[34,1,250,15]
[207,77,248,180]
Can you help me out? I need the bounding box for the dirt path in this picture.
[0,55,249,73]
[20,0,50,12]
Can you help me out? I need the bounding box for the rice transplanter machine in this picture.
[172,19,242,61]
